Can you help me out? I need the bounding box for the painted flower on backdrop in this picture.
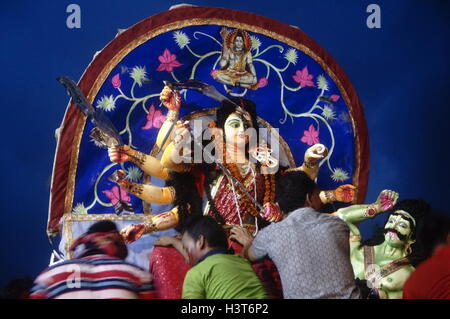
[96,95,116,112]
[111,73,121,89]
[293,66,315,88]
[322,105,336,121]
[130,66,149,87]
[258,77,268,88]
[157,49,182,72]
[251,36,261,51]
[210,70,218,77]
[142,104,165,130]
[126,166,143,182]
[284,48,298,65]
[173,31,190,49]
[316,75,329,91]
[301,124,320,146]
[331,168,350,182]
[330,94,340,103]
[72,203,87,215]
[102,186,131,205]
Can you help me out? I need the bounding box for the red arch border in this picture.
[48,6,369,235]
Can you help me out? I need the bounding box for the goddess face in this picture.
[383,211,414,248]
[224,112,249,148]
[234,36,244,52]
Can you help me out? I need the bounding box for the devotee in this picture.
[230,170,361,299]
[0,278,33,299]
[154,215,267,299]
[335,192,430,299]
[403,211,450,299]
[29,221,155,299]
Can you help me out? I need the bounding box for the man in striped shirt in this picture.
[30,221,155,299]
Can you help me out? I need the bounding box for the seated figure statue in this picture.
[212,28,258,90]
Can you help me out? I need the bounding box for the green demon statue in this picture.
[335,190,430,299]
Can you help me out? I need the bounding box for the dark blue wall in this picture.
[1,0,449,286]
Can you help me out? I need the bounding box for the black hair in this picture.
[203,170,226,225]
[0,278,33,299]
[216,98,258,133]
[415,210,450,262]
[86,220,117,234]
[360,199,431,266]
[275,170,316,214]
[166,171,204,231]
[182,215,228,249]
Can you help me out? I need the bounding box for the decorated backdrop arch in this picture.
[49,6,369,262]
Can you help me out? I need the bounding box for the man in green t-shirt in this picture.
[155,216,267,299]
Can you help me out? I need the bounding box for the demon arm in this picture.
[334,190,399,236]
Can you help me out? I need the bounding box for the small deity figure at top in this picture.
[212,28,258,90]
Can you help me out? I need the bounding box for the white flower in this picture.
[72,203,87,215]
[284,48,298,65]
[96,95,116,111]
[322,105,336,120]
[339,111,352,123]
[130,66,149,87]
[331,168,350,182]
[317,75,329,91]
[173,31,190,49]
[251,36,261,51]
[126,166,143,182]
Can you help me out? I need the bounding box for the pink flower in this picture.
[292,66,315,88]
[111,73,121,89]
[210,69,218,77]
[102,186,131,205]
[157,49,182,72]
[301,124,320,146]
[258,78,268,88]
[142,104,165,130]
[330,94,340,102]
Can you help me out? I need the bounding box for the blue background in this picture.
[1,0,449,286]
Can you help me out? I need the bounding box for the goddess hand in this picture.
[304,144,328,165]
[108,145,134,163]
[109,169,130,189]
[172,121,191,147]
[334,184,357,203]
[160,85,181,112]
[120,224,146,244]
